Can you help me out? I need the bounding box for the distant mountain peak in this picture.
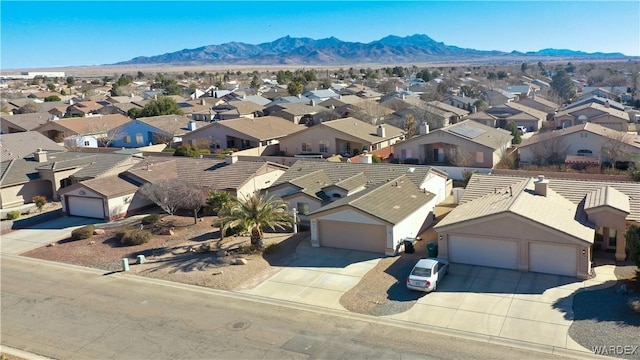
[114,34,628,66]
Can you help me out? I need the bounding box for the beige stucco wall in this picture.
[394,131,500,168]
[39,168,81,200]
[392,200,436,250]
[0,180,53,208]
[107,192,154,220]
[279,126,400,157]
[236,169,285,199]
[436,213,593,278]
[519,130,640,165]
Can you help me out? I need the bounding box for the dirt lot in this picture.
[23,214,303,291]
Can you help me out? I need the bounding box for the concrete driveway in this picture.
[385,262,618,353]
[240,238,381,310]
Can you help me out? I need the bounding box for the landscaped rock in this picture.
[235,258,248,265]
[161,228,174,236]
[47,243,56,247]
[216,250,227,257]
[93,229,106,235]
[89,240,96,245]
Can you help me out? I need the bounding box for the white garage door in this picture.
[318,220,386,253]
[68,196,105,219]
[529,242,577,277]
[448,235,518,269]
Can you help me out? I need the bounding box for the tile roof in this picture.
[436,176,595,242]
[60,175,140,198]
[1,112,54,131]
[332,172,368,192]
[308,175,435,225]
[461,173,640,223]
[33,114,131,135]
[400,119,512,150]
[427,101,470,117]
[283,169,334,200]
[0,131,66,160]
[519,122,640,149]
[271,159,439,189]
[566,95,625,111]
[584,186,630,214]
[187,116,305,141]
[504,102,548,120]
[224,100,264,114]
[555,102,629,121]
[123,156,287,192]
[276,103,326,116]
[136,114,193,135]
[314,117,404,144]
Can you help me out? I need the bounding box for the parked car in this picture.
[406,258,449,292]
[517,126,527,134]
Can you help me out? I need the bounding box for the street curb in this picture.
[0,344,55,360]
[3,254,605,360]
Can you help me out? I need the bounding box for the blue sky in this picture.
[1,1,639,69]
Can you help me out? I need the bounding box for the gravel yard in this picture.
[569,260,640,360]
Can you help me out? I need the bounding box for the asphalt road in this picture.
[1,255,571,360]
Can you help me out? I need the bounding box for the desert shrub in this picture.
[32,195,47,210]
[237,244,261,254]
[174,145,199,158]
[162,148,176,153]
[120,229,152,246]
[630,167,640,182]
[71,225,95,240]
[141,214,161,225]
[198,149,211,155]
[224,225,245,237]
[7,210,22,220]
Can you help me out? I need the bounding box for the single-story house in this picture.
[566,95,626,112]
[32,114,131,145]
[267,160,449,254]
[181,116,305,151]
[517,122,640,167]
[110,114,194,148]
[554,103,630,132]
[1,112,56,133]
[308,175,436,255]
[277,117,405,157]
[394,119,513,168]
[58,175,153,220]
[435,173,639,278]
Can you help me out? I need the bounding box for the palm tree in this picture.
[219,192,293,248]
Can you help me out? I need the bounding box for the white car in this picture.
[406,258,449,292]
[517,126,527,134]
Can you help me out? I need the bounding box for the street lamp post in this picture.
[292,208,298,234]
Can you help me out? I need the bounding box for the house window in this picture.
[577,149,593,156]
[124,135,131,144]
[319,141,329,153]
[580,133,589,138]
[296,202,310,215]
[301,142,312,152]
[83,140,90,146]
[475,152,484,163]
[135,133,143,144]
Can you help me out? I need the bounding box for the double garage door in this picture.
[317,220,386,254]
[447,235,578,277]
[67,196,105,219]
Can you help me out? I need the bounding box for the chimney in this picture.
[534,175,549,197]
[188,121,197,131]
[604,100,610,108]
[130,93,134,98]
[310,99,316,106]
[359,151,373,164]
[377,124,386,138]
[297,94,302,99]
[69,99,74,105]
[34,148,47,163]
[201,98,206,106]
[401,93,406,100]
[154,94,158,100]
[419,122,430,135]
[225,152,238,165]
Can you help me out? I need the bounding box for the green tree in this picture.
[551,70,576,103]
[46,83,56,91]
[136,71,145,79]
[505,121,522,144]
[250,75,261,90]
[115,74,133,87]
[140,97,183,117]
[219,192,293,249]
[173,145,199,158]
[44,95,61,102]
[521,63,529,74]
[207,190,236,241]
[66,76,75,86]
[487,72,497,81]
[496,71,508,80]
[287,81,303,96]
[128,107,142,119]
[625,225,640,267]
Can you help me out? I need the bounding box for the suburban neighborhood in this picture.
[2,59,640,359]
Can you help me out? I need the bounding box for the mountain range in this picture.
[116,34,627,66]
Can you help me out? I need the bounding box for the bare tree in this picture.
[352,99,389,125]
[601,131,633,167]
[495,146,517,169]
[529,133,571,166]
[178,185,208,224]
[87,121,126,147]
[139,179,184,215]
[405,114,417,139]
[445,146,476,167]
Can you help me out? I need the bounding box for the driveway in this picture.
[240,238,382,310]
[385,262,618,353]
